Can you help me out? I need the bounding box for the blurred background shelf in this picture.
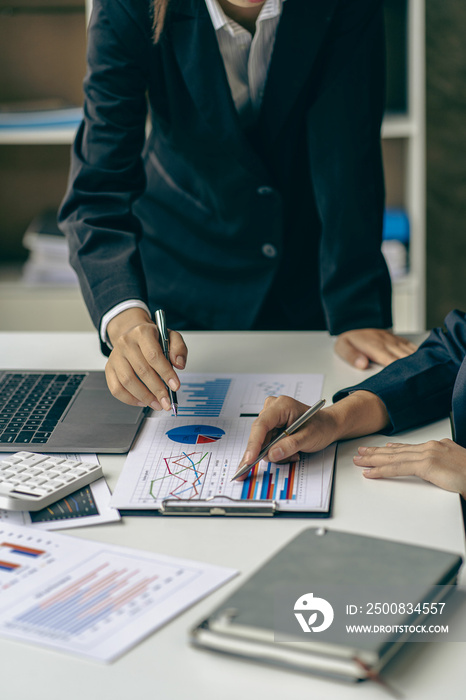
[0,127,79,144]
[0,0,426,333]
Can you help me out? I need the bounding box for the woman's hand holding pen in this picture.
[105,307,187,411]
[238,392,390,480]
[237,396,338,480]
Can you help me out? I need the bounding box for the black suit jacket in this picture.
[59,0,391,337]
[334,310,466,448]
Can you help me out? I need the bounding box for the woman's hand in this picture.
[238,391,390,479]
[240,396,339,471]
[354,439,466,498]
[105,307,187,411]
[334,329,417,369]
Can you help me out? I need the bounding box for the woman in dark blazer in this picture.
[240,310,466,498]
[59,0,415,411]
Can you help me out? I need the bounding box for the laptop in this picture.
[0,370,146,453]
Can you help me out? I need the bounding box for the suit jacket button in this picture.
[257,186,275,196]
[262,243,277,259]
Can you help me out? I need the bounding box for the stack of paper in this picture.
[21,210,78,286]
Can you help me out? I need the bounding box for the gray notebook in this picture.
[191,528,463,682]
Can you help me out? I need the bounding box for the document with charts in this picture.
[0,523,236,662]
[110,373,335,516]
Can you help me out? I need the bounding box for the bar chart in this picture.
[11,553,189,638]
[30,485,99,523]
[0,525,236,662]
[240,462,298,502]
[177,378,232,417]
[0,527,61,588]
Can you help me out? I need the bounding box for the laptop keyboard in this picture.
[0,373,86,445]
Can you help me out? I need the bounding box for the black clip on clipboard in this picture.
[160,495,278,516]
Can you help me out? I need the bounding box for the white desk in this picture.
[1,331,465,700]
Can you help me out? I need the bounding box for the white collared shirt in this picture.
[100,0,285,345]
[205,0,285,126]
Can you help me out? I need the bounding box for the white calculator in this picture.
[0,451,103,511]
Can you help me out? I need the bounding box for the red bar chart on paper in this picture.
[0,523,236,662]
[6,552,198,649]
[0,527,62,589]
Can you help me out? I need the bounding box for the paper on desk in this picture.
[111,412,335,514]
[0,454,120,530]
[0,522,236,662]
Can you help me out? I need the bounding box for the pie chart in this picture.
[166,425,225,445]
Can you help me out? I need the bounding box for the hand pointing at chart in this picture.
[237,392,391,480]
[231,399,326,481]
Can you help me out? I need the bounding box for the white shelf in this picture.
[0,127,78,145]
[384,0,425,332]
[0,279,94,332]
[382,114,417,139]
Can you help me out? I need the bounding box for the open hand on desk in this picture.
[238,391,390,480]
[105,307,187,411]
[354,439,466,498]
[334,328,417,369]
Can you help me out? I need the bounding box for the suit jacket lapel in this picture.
[259,0,339,143]
[167,0,338,171]
[168,0,267,177]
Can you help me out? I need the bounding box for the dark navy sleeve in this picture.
[58,0,152,332]
[332,310,466,434]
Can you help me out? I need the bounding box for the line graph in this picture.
[149,451,209,500]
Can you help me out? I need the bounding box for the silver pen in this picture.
[154,309,178,417]
[230,398,326,482]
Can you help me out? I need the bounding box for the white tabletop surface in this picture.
[1,331,465,700]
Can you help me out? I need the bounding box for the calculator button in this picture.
[69,468,86,476]
[44,457,65,465]
[59,459,81,468]
[46,480,65,489]
[17,454,48,467]
[41,461,59,470]
[81,462,100,471]
[0,456,23,465]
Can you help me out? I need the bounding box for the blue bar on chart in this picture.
[13,562,158,638]
[260,463,272,499]
[177,378,232,417]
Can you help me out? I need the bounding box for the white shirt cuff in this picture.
[100,300,151,349]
